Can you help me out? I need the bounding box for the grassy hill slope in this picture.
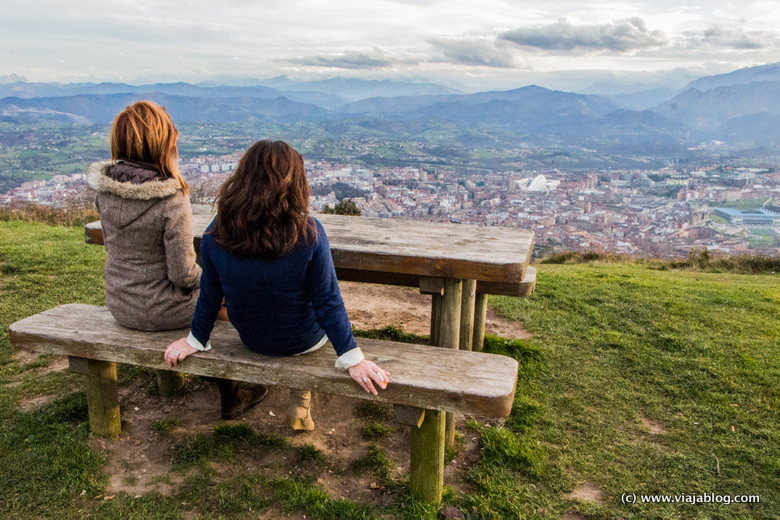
[0,222,777,519]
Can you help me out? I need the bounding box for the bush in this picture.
[322,199,361,216]
[0,201,98,227]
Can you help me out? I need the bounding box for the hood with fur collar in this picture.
[87,161,181,200]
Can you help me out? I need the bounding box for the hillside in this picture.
[0,222,778,519]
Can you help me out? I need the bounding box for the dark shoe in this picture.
[218,380,269,420]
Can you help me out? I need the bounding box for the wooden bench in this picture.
[9,303,518,503]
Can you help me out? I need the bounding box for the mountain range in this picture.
[2,63,780,152]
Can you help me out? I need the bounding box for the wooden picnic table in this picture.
[85,208,535,502]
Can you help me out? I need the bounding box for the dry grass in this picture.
[540,248,779,274]
[0,201,99,228]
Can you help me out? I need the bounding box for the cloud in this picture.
[288,51,406,70]
[430,38,519,68]
[680,26,774,50]
[499,18,666,52]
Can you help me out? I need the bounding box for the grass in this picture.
[0,221,778,518]
[352,443,395,483]
[711,199,771,210]
[542,248,780,274]
[172,424,289,468]
[150,418,181,436]
[487,261,779,519]
[362,422,394,440]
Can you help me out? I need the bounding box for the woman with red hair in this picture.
[89,100,267,419]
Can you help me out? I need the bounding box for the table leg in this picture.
[438,278,462,451]
[157,370,186,396]
[460,280,477,352]
[430,293,442,346]
[472,293,489,352]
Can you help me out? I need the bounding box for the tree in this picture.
[322,199,361,216]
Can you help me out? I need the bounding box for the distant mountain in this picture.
[653,81,780,129]
[344,85,614,117]
[3,69,780,152]
[579,81,673,96]
[271,77,461,101]
[0,81,348,110]
[0,105,91,124]
[399,87,616,131]
[721,113,780,146]
[606,88,680,111]
[0,93,329,124]
[686,62,780,91]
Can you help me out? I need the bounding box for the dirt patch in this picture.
[12,349,69,373]
[339,282,531,340]
[639,414,666,435]
[99,380,488,506]
[18,394,57,411]
[12,352,72,411]
[96,378,411,502]
[87,284,529,504]
[565,481,603,504]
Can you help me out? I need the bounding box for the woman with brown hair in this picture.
[88,100,267,419]
[163,139,390,431]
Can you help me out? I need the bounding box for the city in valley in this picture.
[3,147,778,259]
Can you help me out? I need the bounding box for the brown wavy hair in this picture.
[212,140,315,259]
[110,100,189,194]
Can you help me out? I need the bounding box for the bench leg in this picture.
[472,293,489,352]
[85,359,121,438]
[409,408,445,503]
[156,370,186,397]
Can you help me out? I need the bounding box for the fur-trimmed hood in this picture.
[87,160,181,200]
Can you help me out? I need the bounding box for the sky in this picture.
[2,0,779,92]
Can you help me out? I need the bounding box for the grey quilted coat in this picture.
[87,160,201,331]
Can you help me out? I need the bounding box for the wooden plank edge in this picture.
[9,327,518,418]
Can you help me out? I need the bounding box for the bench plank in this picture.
[9,304,518,418]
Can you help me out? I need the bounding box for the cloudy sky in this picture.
[2,0,779,91]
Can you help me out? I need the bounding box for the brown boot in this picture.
[287,388,315,431]
[217,379,269,420]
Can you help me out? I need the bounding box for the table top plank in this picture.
[86,206,534,290]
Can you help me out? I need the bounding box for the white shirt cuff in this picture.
[186,331,211,351]
[334,347,364,369]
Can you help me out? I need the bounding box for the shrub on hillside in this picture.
[0,201,98,227]
[540,248,779,274]
[322,199,361,216]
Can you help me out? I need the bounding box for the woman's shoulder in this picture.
[308,215,324,230]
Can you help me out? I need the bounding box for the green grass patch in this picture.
[486,261,779,518]
[150,418,181,436]
[352,443,394,482]
[361,421,393,440]
[295,443,329,467]
[270,477,377,519]
[172,424,289,468]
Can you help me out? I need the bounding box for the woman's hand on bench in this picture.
[348,359,390,395]
[164,337,197,367]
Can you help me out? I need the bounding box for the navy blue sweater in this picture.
[190,217,358,357]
